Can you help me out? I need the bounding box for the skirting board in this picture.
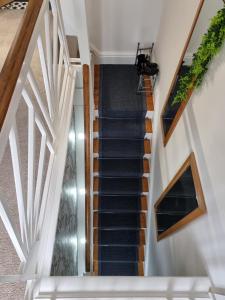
[90,43,136,65]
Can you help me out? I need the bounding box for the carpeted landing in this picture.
[93,64,153,276]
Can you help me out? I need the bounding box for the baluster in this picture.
[27,69,55,140]
[57,44,64,100]
[27,102,35,244]
[9,123,29,249]
[59,66,69,114]
[37,35,54,120]
[0,196,27,262]
[33,123,47,234]
[36,149,54,237]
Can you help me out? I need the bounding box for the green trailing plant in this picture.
[172,6,225,105]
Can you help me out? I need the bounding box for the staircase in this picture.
[93,64,154,276]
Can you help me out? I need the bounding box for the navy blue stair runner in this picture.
[95,65,149,276]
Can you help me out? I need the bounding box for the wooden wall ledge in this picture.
[83,64,91,272]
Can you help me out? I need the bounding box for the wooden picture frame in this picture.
[154,152,206,241]
[161,0,205,146]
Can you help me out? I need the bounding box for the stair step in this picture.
[94,212,146,229]
[94,118,152,138]
[94,245,145,262]
[94,229,146,245]
[94,177,149,194]
[94,261,144,276]
[94,195,148,212]
[93,139,151,157]
[94,158,149,176]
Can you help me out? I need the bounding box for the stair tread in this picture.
[95,228,146,245]
[96,158,147,177]
[94,195,147,211]
[99,118,146,139]
[94,138,151,158]
[97,245,142,262]
[94,211,146,229]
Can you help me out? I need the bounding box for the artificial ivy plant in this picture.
[173,6,225,105]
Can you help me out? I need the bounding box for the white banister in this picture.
[0,0,79,297]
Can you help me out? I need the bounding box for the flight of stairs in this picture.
[93,64,154,276]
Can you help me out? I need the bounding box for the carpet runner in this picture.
[93,64,153,276]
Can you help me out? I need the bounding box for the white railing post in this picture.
[27,102,35,244]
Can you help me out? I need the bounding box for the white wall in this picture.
[85,0,163,64]
[147,0,225,288]
[60,0,91,64]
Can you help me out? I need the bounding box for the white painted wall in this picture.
[85,0,163,64]
[60,0,91,64]
[146,0,225,289]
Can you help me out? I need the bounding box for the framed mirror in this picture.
[161,0,225,146]
[154,153,206,241]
